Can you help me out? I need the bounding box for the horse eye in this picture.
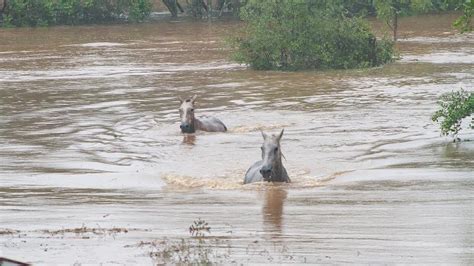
[274,147,279,152]
[260,147,263,150]
[190,108,194,112]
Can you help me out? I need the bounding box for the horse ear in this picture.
[177,96,183,103]
[191,95,198,103]
[277,129,284,142]
[261,130,268,140]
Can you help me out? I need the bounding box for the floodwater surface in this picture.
[0,13,473,264]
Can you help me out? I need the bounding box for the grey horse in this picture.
[244,129,290,184]
[178,95,227,134]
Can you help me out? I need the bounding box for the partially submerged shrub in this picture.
[453,0,473,33]
[2,0,152,27]
[129,0,153,22]
[432,89,473,138]
[231,0,394,70]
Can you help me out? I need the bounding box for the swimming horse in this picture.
[178,95,227,133]
[244,129,290,184]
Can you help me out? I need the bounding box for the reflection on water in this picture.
[262,187,287,236]
[0,13,473,264]
[181,134,196,145]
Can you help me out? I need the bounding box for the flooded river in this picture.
[1,13,473,264]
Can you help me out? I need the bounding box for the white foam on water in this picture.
[65,42,128,47]
[160,168,351,191]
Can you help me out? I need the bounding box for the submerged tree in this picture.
[374,0,404,41]
[231,0,394,70]
[373,0,472,41]
[432,89,473,140]
[374,0,433,41]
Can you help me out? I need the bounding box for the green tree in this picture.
[129,0,153,22]
[2,0,152,27]
[231,0,393,71]
[453,0,473,33]
[432,89,474,139]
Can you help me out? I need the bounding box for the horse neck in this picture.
[271,154,284,177]
[193,116,202,130]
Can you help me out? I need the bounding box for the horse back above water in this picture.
[178,95,227,134]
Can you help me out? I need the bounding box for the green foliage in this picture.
[231,0,394,71]
[453,0,473,33]
[340,0,466,16]
[2,0,152,27]
[129,0,153,22]
[350,0,472,38]
[2,14,14,27]
[432,89,474,137]
[3,0,55,26]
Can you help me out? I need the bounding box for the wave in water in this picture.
[160,169,351,190]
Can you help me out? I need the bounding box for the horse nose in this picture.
[180,123,190,129]
[260,166,272,175]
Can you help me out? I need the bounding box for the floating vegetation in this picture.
[0,228,20,235]
[134,219,231,264]
[133,219,308,264]
[139,237,232,265]
[42,224,131,236]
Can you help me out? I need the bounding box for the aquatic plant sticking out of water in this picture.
[140,237,232,265]
[189,218,211,237]
[137,220,233,264]
[135,219,304,264]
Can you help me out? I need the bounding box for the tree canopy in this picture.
[1,0,152,26]
[231,0,394,70]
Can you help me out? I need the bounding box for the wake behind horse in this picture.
[178,95,227,134]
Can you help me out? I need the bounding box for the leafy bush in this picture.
[129,0,153,22]
[231,0,394,70]
[453,0,473,33]
[432,89,473,137]
[2,0,152,27]
[338,0,465,17]
[3,0,55,26]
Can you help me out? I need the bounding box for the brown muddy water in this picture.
[0,13,473,265]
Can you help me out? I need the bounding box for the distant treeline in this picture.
[341,0,471,35]
[337,0,464,16]
[0,0,470,27]
[0,0,152,26]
